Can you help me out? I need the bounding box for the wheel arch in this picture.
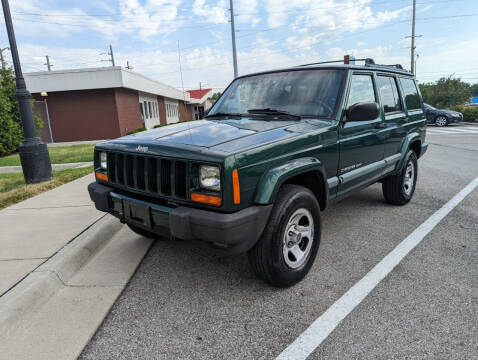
[254,157,328,210]
[396,133,422,170]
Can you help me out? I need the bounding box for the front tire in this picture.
[247,184,321,287]
[435,115,448,127]
[382,150,418,205]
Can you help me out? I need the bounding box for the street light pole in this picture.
[1,0,52,183]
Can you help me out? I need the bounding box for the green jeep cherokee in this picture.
[88,58,428,287]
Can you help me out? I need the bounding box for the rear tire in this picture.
[382,150,418,205]
[435,115,448,127]
[127,224,158,239]
[248,184,321,287]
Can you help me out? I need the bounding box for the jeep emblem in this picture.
[136,145,148,153]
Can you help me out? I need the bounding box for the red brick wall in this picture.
[33,89,121,142]
[157,96,167,125]
[179,101,193,122]
[114,88,142,135]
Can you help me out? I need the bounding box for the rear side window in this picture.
[377,76,402,113]
[400,78,421,110]
[347,74,376,106]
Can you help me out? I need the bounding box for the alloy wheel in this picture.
[403,160,415,196]
[283,208,314,269]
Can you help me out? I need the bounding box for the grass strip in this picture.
[0,166,93,210]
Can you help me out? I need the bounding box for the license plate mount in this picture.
[123,200,152,228]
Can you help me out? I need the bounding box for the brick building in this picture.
[25,67,193,143]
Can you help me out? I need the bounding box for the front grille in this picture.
[106,152,188,199]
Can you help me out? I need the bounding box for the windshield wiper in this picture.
[205,112,243,119]
[247,108,301,120]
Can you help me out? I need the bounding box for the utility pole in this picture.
[1,0,52,183]
[410,0,416,74]
[44,55,52,71]
[0,46,9,69]
[177,41,185,99]
[109,44,115,66]
[101,45,115,67]
[229,0,238,78]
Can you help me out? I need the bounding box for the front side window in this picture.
[400,78,421,110]
[209,69,345,118]
[347,74,376,106]
[377,76,402,113]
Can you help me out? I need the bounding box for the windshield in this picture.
[424,103,436,110]
[209,69,345,119]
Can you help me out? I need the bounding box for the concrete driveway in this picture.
[80,124,478,359]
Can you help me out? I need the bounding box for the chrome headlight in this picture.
[99,151,107,170]
[199,165,221,191]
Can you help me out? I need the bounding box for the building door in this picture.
[165,100,179,124]
[139,93,160,129]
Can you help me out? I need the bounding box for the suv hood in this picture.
[113,118,329,153]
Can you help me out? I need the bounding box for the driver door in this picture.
[338,72,385,198]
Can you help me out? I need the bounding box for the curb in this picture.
[0,215,123,335]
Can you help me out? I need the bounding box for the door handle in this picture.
[375,122,386,129]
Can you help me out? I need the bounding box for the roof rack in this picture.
[297,55,407,72]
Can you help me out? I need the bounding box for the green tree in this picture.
[470,83,478,97]
[0,66,43,155]
[208,92,222,101]
[418,76,472,108]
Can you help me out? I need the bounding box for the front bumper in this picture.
[88,182,272,255]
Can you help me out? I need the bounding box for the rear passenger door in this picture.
[376,74,407,160]
[399,77,425,129]
[338,72,385,197]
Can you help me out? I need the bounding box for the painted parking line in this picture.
[427,128,478,135]
[276,177,478,360]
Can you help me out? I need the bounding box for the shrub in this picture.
[128,127,146,135]
[450,105,478,122]
[0,67,43,156]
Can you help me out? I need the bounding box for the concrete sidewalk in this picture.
[0,173,153,359]
[0,161,93,174]
[0,174,102,294]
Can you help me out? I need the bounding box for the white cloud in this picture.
[235,0,260,25]
[8,0,183,40]
[192,0,228,24]
[265,0,410,34]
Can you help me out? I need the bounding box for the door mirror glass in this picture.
[345,102,380,122]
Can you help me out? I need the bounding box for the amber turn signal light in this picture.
[191,192,222,206]
[232,169,240,204]
[95,172,108,182]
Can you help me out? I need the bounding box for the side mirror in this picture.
[345,102,380,122]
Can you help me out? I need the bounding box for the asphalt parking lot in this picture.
[80,123,478,360]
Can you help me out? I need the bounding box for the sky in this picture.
[0,0,477,91]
